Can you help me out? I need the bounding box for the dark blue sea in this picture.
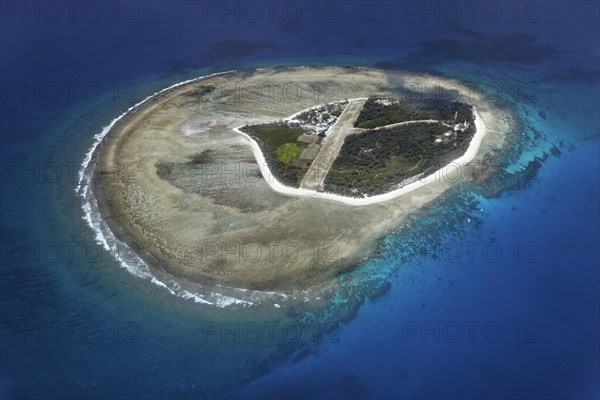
[1,1,598,398]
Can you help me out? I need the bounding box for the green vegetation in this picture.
[242,122,307,149]
[276,143,304,164]
[354,97,474,129]
[324,120,477,196]
[240,99,476,195]
[240,122,311,187]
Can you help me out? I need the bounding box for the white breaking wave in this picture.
[75,69,300,309]
[75,68,487,308]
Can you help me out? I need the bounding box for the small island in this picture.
[240,95,476,197]
[91,67,504,291]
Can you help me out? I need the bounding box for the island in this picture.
[90,66,508,292]
[240,96,477,197]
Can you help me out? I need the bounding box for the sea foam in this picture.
[75,70,299,309]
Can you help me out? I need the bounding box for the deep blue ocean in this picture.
[1,1,598,398]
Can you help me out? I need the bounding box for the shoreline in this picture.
[76,69,238,195]
[75,69,276,308]
[81,66,506,297]
[234,107,487,206]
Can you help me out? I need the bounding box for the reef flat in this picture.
[93,66,510,291]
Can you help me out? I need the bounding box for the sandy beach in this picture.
[234,106,487,206]
[89,66,512,291]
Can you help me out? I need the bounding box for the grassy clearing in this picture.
[240,122,311,187]
[276,143,304,164]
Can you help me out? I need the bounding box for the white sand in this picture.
[233,107,487,206]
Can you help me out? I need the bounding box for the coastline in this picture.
[75,69,273,308]
[76,69,238,195]
[82,66,509,296]
[233,106,488,206]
